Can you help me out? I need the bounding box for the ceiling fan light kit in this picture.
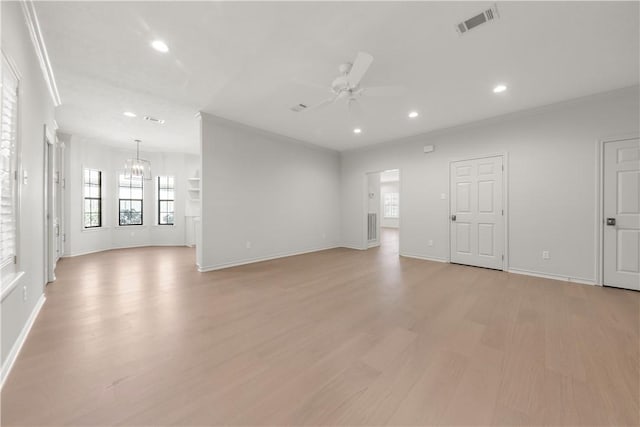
[294,51,406,118]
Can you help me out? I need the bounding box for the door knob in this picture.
[451,214,457,221]
[606,218,616,226]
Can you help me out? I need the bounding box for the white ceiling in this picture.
[35,1,639,153]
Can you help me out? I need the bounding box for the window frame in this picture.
[1,51,21,280]
[118,173,144,226]
[82,168,102,229]
[157,175,175,226]
[383,192,399,219]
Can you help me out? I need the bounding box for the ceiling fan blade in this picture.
[347,52,374,87]
[363,85,407,97]
[306,95,338,111]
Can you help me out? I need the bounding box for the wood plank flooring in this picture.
[2,228,638,426]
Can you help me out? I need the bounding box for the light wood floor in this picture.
[2,229,639,426]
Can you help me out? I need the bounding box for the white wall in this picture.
[64,136,199,256]
[380,181,400,228]
[198,113,341,271]
[1,2,56,369]
[341,86,640,283]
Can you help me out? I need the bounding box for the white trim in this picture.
[507,268,596,286]
[0,271,25,302]
[340,245,366,251]
[81,226,111,233]
[113,225,148,230]
[20,1,61,106]
[1,293,46,389]
[62,244,190,258]
[400,253,448,263]
[197,245,340,272]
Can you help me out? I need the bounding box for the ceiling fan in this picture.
[298,52,405,113]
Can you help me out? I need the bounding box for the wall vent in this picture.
[456,4,499,35]
[290,103,308,112]
[144,116,165,124]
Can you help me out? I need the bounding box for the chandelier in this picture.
[124,139,151,180]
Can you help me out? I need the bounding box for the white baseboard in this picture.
[1,293,46,389]
[400,252,449,263]
[507,268,597,286]
[64,244,191,258]
[198,245,340,272]
[340,245,366,250]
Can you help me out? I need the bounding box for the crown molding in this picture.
[21,0,61,107]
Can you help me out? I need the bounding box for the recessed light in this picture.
[123,111,137,118]
[151,40,169,53]
[353,128,362,134]
[493,84,507,93]
[408,111,419,118]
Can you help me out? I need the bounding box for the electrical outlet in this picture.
[246,241,252,249]
[428,240,433,247]
[322,232,326,239]
[542,250,550,260]
[22,285,27,302]
[440,193,446,200]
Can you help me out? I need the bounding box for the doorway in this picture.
[449,155,505,270]
[601,137,640,291]
[364,169,400,254]
[43,125,61,285]
[379,169,400,255]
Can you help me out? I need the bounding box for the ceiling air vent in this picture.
[144,116,165,124]
[290,103,308,113]
[456,4,499,35]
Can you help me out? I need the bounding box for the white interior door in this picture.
[603,138,640,290]
[450,156,504,270]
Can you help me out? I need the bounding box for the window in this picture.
[383,192,399,218]
[83,169,102,228]
[157,176,174,225]
[1,54,19,274]
[118,173,143,225]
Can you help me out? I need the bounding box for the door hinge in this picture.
[501,254,504,260]
[13,255,17,264]
[502,209,504,215]
[502,165,504,171]
[14,170,18,181]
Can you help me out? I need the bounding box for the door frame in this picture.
[361,168,402,251]
[597,135,639,287]
[43,124,56,285]
[447,152,509,270]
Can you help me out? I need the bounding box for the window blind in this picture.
[1,57,19,268]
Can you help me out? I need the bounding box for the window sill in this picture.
[153,224,176,228]
[1,271,25,302]
[114,225,147,229]
[81,226,110,233]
